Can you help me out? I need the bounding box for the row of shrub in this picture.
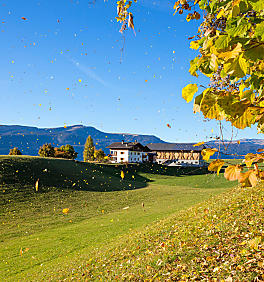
[8,135,107,162]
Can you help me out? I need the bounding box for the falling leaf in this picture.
[201,148,218,161]
[66,88,69,90]
[35,179,39,192]
[208,159,225,175]
[78,79,82,83]
[237,140,241,144]
[193,141,205,147]
[62,208,70,214]
[121,170,125,180]
[145,80,148,82]
[101,209,104,214]
[21,17,27,20]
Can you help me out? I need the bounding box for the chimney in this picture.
[121,140,124,144]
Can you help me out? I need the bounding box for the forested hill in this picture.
[0,125,165,159]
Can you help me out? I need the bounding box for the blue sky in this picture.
[0,0,261,142]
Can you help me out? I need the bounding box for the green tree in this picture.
[38,143,55,158]
[9,147,22,155]
[83,135,95,162]
[94,148,106,162]
[55,144,78,160]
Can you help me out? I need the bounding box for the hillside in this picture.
[0,125,164,160]
[0,156,237,280]
[69,186,264,281]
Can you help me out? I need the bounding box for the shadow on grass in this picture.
[0,156,209,197]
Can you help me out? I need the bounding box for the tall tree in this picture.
[83,135,95,162]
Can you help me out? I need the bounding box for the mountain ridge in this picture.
[1,125,264,160]
[0,125,165,160]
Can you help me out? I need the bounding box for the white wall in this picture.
[110,150,148,163]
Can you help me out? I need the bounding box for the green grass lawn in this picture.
[0,156,237,280]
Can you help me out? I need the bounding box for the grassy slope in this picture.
[0,156,237,280]
[73,186,264,281]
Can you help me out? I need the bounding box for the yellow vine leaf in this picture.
[218,43,242,60]
[238,170,258,187]
[208,159,225,175]
[201,148,218,161]
[182,83,198,103]
[190,41,200,50]
[224,165,242,181]
[216,9,225,19]
[245,153,258,168]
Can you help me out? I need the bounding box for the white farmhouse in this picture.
[106,141,150,163]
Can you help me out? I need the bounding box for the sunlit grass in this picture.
[0,156,236,280]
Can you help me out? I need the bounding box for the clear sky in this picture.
[0,0,261,142]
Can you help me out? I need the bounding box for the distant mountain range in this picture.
[0,125,264,160]
[0,125,164,160]
[207,139,264,159]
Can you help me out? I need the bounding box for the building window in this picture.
[120,152,124,154]
[121,158,124,161]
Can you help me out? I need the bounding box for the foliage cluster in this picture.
[38,143,55,158]
[54,144,78,160]
[173,0,264,187]
[8,147,22,156]
[38,143,77,160]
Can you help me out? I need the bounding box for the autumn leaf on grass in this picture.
[224,165,242,181]
[193,141,204,147]
[238,169,258,187]
[201,148,217,161]
[245,153,259,168]
[182,83,198,103]
[62,208,70,215]
[208,159,225,175]
[248,237,261,250]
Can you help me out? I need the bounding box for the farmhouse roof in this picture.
[146,143,206,152]
[106,141,150,151]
